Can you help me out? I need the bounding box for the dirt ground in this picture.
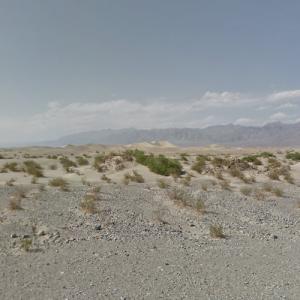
[0,143,299,299]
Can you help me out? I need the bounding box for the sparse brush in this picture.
[80,194,97,214]
[268,169,280,180]
[191,157,206,174]
[194,198,206,214]
[273,187,283,197]
[59,157,77,172]
[240,186,252,196]
[284,173,294,184]
[23,160,44,177]
[214,170,224,180]
[8,195,22,210]
[180,153,189,162]
[157,178,169,189]
[20,238,32,252]
[76,156,89,166]
[210,225,225,238]
[49,177,69,191]
[3,162,20,172]
[123,170,144,183]
[169,188,189,207]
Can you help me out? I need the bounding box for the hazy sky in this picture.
[0,0,300,143]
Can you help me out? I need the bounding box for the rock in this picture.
[37,230,46,236]
[10,233,17,238]
[95,224,102,230]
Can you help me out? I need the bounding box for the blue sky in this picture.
[0,0,300,143]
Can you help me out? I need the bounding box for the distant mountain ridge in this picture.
[44,122,300,147]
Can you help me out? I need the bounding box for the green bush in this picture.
[286,152,300,161]
[131,150,182,176]
[76,156,89,166]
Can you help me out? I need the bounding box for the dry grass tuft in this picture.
[80,193,97,214]
[210,225,225,238]
[157,178,169,189]
[20,239,32,252]
[194,198,206,214]
[8,195,22,210]
[49,177,69,191]
[123,170,144,184]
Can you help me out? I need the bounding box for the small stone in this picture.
[10,233,17,238]
[273,235,278,240]
[95,224,102,231]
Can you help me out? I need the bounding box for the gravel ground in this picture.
[0,182,300,300]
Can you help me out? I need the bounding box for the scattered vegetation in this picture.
[192,156,206,174]
[273,187,283,197]
[194,198,206,214]
[2,162,20,172]
[101,174,112,183]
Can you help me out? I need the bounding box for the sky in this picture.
[0,0,300,143]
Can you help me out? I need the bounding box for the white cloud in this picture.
[268,90,300,102]
[269,112,287,121]
[0,89,300,144]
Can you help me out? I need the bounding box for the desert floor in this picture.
[0,143,299,299]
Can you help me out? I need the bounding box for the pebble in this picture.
[95,224,102,230]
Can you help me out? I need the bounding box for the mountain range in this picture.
[43,122,300,147]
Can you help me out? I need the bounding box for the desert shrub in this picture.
[286,151,300,161]
[268,158,281,169]
[3,162,20,172]
[212,157,229,168]
[76,156,89,166]
[49,177,69,191]
[240,186,252,196]
[268,169,280,180]
[20,239,32,251]
[123,170,144,183]
[284,173,294,184]
[242,155,262,165]
[47,155,58,159]
[181,174,191,186]
[259,152,275,158]
[80,193,97,214]
[169,188,190,207]
[59,157,77,172]
[120,150,134,162]
[180,153,189,162]
[157,178,169,189]
[210,225,225,238]
[0,154,4,159]
[23,160,43,177]
[131,150,183,176]
[192,157,206,174]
